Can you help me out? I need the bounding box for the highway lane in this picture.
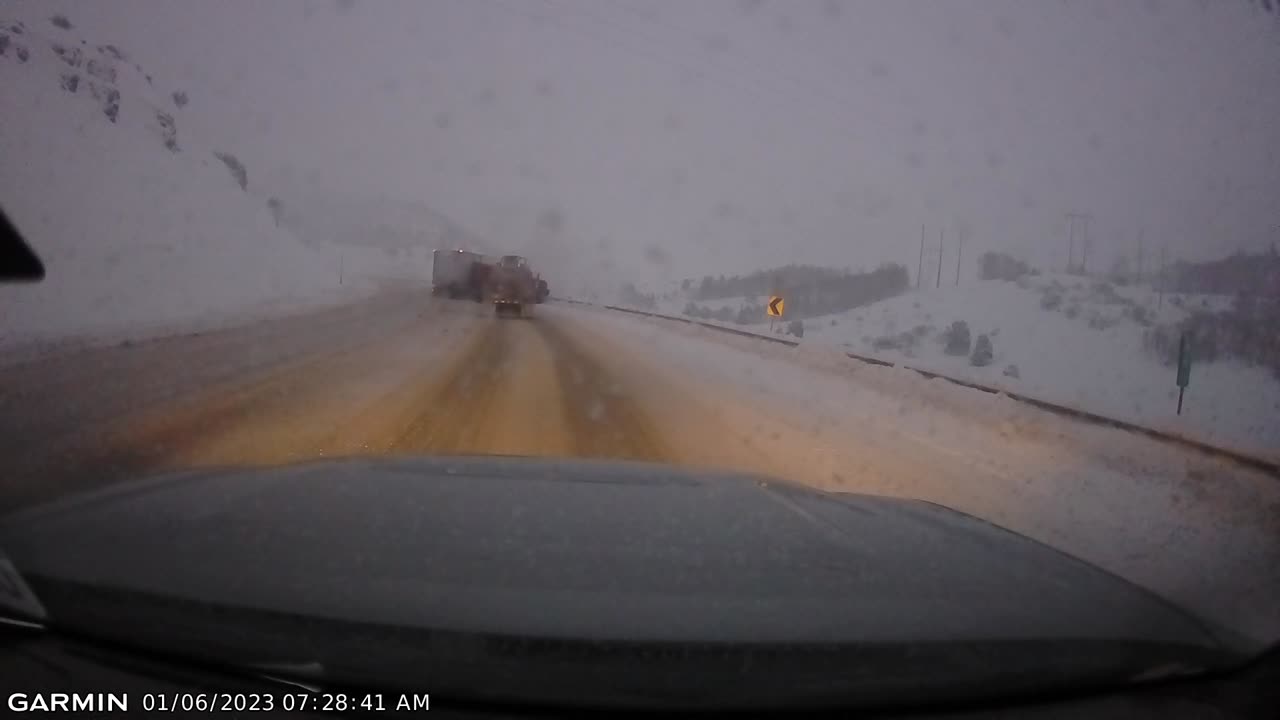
[0,295,762,513]
[0,291,473,511]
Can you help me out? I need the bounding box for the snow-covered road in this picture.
[1,295,1277,653]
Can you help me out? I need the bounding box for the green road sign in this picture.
[1176,332,1191,388]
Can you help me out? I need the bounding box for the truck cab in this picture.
[490,255,536,317]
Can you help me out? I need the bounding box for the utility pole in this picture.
[955,231,963,287]
[917,224,925,290]
[1066,213,1076,272]
[1065,212,1092,274]
[936,229,944,289]
[1081,215,1093,274]
[1158,245,1167,311]
[1136,227,1145,282]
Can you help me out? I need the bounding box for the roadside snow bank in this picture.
[636,276,1280,459]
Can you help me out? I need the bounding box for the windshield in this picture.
[1,0,1278,710]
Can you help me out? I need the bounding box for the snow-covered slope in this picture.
[0,14,388,347]
[278,188,487,254]
[676,275,1278,458]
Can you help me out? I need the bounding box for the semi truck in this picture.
[489,255,539,317]
[433,249,548,315]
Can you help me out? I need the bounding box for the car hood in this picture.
[0,456,1220,651]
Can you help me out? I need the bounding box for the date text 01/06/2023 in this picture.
[5,692,433,713]
[139,692,431,713]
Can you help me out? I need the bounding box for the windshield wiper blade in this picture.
[238,660,326,693]
[0,614,45,631]
[0,554,50,624]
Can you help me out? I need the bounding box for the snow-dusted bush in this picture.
[943,320,971,356]
[970,334,993,366]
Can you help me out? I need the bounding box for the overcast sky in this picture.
[25,0,1280,292]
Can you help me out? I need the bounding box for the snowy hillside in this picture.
[0,13,397,347]
[642,274,1278,459]
[277,188,486,253]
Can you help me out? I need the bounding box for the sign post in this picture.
[767,295,784,332]
[1176,332,1191,415]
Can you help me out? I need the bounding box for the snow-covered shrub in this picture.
[943,320,971,356]
[978,252,1031,281]
[970,334,993,366]
[1091,281,1123,304]
[1087,311,1119,331]
[1129,304,1153,327]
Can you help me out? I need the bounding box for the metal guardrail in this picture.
[563,299,1280,478]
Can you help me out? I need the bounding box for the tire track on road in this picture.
[388,319,524,454]
[537,318,668,462]
[386,314,670,462]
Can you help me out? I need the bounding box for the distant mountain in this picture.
[0,11,354,344]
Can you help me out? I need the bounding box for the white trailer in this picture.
[432,249,484,299]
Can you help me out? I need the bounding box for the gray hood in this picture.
[0,456,1218,650]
